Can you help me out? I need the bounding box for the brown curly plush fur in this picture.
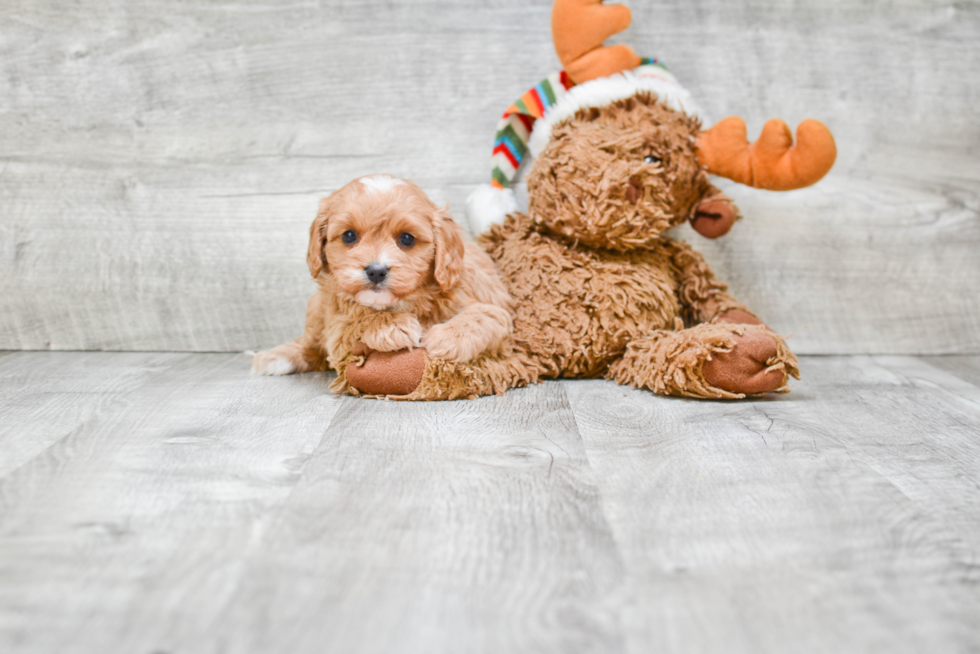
[526,95,713,250]
[480,92,800,399]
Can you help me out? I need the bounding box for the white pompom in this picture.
[465,185,518,235]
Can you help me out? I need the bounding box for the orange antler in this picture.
[695,117,837,191]
[552,0,641,85]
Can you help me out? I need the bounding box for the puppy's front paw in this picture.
[251,349,298,376]
[362,315,423,352]
[422,323,475,363]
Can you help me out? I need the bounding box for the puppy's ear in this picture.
[432,205,465,293]
[307,196,331,278]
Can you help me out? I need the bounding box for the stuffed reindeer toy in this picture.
[474,92,820,398]
[457,0,838,400]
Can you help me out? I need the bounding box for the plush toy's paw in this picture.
[346,342,426,396]
[361,315,423,352]
[702,328,786,395]
[690,197,738,239]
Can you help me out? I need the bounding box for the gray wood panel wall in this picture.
[2,0,978,354]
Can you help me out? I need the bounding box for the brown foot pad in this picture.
[346,343,426,396]
[703,329,786,395]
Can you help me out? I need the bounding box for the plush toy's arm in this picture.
[663,238,761,326]
[689,180,743,239]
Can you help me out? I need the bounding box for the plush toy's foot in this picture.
[608,322,800,400]
[338,342,537,401]
[345,342,426,396]
[702,327,788,395]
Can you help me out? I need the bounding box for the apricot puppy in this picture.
[252,175,515,393]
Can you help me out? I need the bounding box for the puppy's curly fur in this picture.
[252,175,517,395]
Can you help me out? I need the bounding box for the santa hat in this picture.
[466,58,706,235]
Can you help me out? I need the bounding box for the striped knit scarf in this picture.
[491,57,670,190]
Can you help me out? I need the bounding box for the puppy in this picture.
[251,175,514,389]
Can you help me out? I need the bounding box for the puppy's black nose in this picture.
[364,262,389,285]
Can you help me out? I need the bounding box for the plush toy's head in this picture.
[466,1,837,239]
[526,92,711,250]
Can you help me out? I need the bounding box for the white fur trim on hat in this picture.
[466,184,519,235]
[527,71,706,157]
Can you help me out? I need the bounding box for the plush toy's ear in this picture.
[307,196,332,278]
[432,206,465,293]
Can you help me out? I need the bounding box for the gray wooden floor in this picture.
[2,352,979,653]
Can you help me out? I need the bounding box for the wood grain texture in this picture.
[211,383,627,654]
[1,352,980,652]
[0,351,184,477]
[564,356,980,654]
[0,0,977,353]
[920,355,980,388]
[0,353,343,653]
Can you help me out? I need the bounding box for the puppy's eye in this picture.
[342,230,357,245]
[399,232,415,247]
[644,155,662,164]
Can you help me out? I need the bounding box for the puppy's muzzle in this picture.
[365,262,389,285]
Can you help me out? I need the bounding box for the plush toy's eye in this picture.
[399,232,416,247]
[342,230,357,245]
[644,155,662,164]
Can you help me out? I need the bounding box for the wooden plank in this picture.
[0,354,343,653]
[211,383,628,654]
[0,351,184,478]
[0,0,978,353]
[675,172,980,355]
[563,356,980,654]
[0,0,557,353]
[920,355,980,388]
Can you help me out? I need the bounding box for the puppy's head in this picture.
[308,175,465,308]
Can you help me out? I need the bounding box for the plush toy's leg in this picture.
[607,322,800,399]
[338,343,536,401]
